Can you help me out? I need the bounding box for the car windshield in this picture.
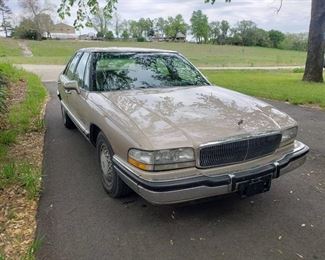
[92,52,210,91]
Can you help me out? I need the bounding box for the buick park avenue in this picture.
[57,48,309,204]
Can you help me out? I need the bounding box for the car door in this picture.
[58,52,83,116]
[68,52,92,133]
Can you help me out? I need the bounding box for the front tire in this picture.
[96,132,130,198]
[61,103,76,129]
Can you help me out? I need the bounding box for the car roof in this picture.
[79,47,178,54]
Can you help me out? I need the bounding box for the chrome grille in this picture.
[199,133,282,168]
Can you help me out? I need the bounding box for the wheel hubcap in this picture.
[100,144,113,184]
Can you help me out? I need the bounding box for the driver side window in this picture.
[74,52,90,90]
[65,52,82,79]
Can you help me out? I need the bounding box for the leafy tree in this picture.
[129,20,140,38]
[96,31,104,38]
[12,18,39,39]
[113,12,122,38]
[136,36,146,42]
[232,20,258,46]
[19,0,53,40]
[228,22,271,47]
[209,21,221,44]
[228,27,241,45]
[205,0,324,83]
[279,33,308,51]
[255,28,271,47]
[58,0,117,29]
[120,19,129,35]
[219,20,230,44]
[140,18,153,38]
[0,0,12,37]
[164,14,187,40]
[89,8,111,36]
[136,18,144,37]
[104,30,114,40]
[38,13,54,38]
[126,18,153,39]
[190,10,209,43]
[268,30,285,48]
[121,29,129,40]
[137,18,147,37]
[155,17,166,36]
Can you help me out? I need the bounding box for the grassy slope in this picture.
[204,70,325,108]
[0,63,46,259]
[0,38,306,66]
[26,40,306,66]
[0,63,47,197]
[0,38,22,57]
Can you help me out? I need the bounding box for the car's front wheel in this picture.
[60,104,76,129]
[96,132,131,198]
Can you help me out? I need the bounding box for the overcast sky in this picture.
[8,0,311,34]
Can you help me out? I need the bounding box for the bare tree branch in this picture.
[276,0,283,14]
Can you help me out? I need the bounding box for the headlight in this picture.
[128,148,195,171]
[281,126,298,146]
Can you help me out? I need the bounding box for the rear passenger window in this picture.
[65,52,82,79]
[75,53,90,89]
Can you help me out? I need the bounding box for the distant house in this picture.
[79,32,97,40]
[151,32,186,42]
[175,32,186,42]
[151,33,165,42]
[49,23,77,40]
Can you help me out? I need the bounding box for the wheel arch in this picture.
[57,89,62,100]
[89,124,102,146]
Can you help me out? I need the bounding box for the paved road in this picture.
[36,82,325,260]
[15,65,64,82]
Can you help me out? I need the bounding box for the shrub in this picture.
[292,68,305,73]
[104,31,115,40]
[137,36,146,42]
[279,33,308,51]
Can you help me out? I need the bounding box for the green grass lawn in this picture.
[0,38,306,66]
[204,70,325,108]
[0,64,47,259]
[0,38,22,57]
[0,63,47,197]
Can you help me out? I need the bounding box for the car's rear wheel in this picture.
[96,132,131,198]
[61,104,76,129]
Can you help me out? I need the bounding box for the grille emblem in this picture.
[237,119,244,126]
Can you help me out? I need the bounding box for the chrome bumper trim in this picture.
[113,141,309,205]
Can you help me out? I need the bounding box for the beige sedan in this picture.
[57,47,309,204]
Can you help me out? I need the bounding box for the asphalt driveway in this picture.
[36,82,325,260]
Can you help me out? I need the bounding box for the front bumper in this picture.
[113,141,309,205]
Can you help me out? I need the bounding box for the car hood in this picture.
[100,86,296,149]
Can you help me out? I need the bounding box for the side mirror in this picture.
[64,80,80,94]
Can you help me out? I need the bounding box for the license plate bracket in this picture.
[237,174,272,198]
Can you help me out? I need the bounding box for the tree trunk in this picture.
[303,0,325,82]
[1,10,7,37]
[4,25,8,37]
